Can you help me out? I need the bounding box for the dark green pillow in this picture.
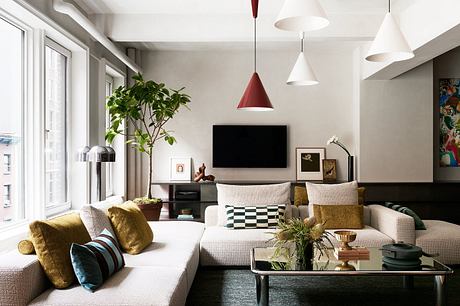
[383,202,426,230]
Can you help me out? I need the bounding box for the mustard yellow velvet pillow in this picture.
[294,186,308,206]
[357,187,366,205]
[29,213,91,288]
[313,204,363,229]
[108,201,153,255]
[17,239,35,255]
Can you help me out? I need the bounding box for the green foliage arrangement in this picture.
[106,73,191,200]
[271,217,333,270]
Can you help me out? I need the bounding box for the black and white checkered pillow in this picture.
[225,205,286,229]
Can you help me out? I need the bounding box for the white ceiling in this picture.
[73,0,417,51]
[77,0,405,15]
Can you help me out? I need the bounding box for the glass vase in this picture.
[296,242,313,270]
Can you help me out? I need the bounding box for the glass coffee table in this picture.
[250,247,453,306]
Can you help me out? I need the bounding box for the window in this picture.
[3,185,11,208]
[0,17,24,226]
[3,154,11,174]
[44,39,70,215]
[105,74,114,197]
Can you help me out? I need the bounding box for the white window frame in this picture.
[44,37,71,217]
[104,60,126,201]
[0,13,27,231]
[0,0,90,250]
[105,74,114,198]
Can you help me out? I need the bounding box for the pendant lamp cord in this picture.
[301,33,304,53]
[388,0,391,13]
[254,17,257,72]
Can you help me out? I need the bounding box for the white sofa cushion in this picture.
[326,225,393,248]
[124,221,204,292]
[29,266,187,306]
[200,226,277,266]
[416,220,460,265]
[216,182,291,226]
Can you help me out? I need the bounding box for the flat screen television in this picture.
[213,125,287,168]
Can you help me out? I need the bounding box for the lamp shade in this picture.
[274,0,329,32]
[287,52,319,86]
[76,146,90,162]
[237,72,273,111]
[88,145,109,162]
[365,12,414,62]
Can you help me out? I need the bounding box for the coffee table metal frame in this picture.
[250,247,453,306]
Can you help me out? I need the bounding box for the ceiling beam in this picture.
[95,13,383,43]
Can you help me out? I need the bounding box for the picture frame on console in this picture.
[295,147,326,181]
[170,157,191,181]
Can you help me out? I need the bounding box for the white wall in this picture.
[359,61,434,182]
[141,48,355,189]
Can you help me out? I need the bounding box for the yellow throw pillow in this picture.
[108,201,153,255]
[294,186,308,206]
[313,204,363,229]
[357,187,366,205]
[29,213,91,288]
[17,239,35,255]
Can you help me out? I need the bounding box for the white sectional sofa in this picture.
[200,183,416,266]
[0,221,205,306]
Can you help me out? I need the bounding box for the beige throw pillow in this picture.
[306,181,359,216]
[216,182,291,226]
[80,204,116,239]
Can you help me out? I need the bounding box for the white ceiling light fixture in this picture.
[365,0,414,62]
[274,0,329,32]
[287,32,318,86]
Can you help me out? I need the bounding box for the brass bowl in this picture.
[334,230,357,250]
[335,260,356,271]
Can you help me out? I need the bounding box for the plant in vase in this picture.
[327,135,354,182]
[272,217,333,270]
[106,73,191,220]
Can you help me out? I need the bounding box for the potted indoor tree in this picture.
[106,73,191,220]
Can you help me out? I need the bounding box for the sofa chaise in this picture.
[0,197,205,306]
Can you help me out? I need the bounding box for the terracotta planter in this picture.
[137,203,162,221]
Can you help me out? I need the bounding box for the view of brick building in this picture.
[0,134,18,224]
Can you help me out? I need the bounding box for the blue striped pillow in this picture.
[70,229,125,292]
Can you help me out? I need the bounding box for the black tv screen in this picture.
[213,125,287,168]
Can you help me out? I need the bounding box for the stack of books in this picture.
[334,247,370,260]
[177,214,194,220]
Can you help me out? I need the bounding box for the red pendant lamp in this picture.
[237,0,273,111]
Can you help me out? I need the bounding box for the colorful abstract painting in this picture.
[440,79,460,167]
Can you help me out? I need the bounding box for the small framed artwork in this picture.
[322,159,337,182]
[295,147,326,181]
[170,157,191,181]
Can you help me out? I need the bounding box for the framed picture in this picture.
[439,78,460,167]
[170,157,191,181]
[295,147,326,181]
[322,159,337,182]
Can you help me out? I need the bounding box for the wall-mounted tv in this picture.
[213,125,287,168]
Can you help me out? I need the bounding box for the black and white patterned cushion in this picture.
[225,205,286,229]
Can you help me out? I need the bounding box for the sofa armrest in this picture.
[0,251,49,306]
[205,205,218,227]
[368,204,415,244]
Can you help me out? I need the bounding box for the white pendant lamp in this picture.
[275,0,329,32]
[287,33,318,86]
[365,0,414,62]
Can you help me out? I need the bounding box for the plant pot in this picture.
[137,202,162,221]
